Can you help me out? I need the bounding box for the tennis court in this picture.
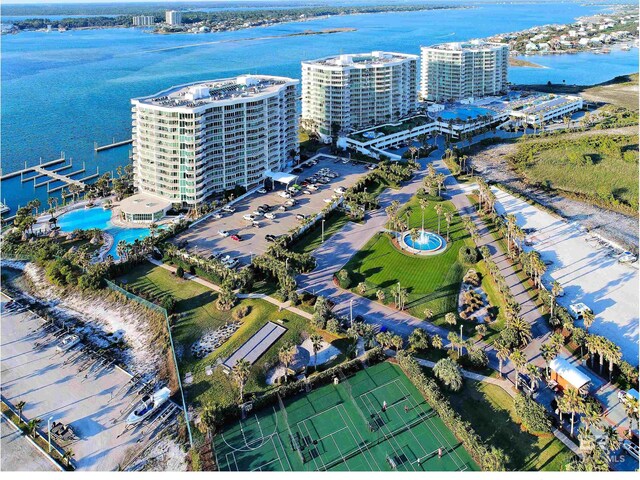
[214,362,478,471]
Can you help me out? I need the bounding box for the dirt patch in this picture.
[468,140,639,249]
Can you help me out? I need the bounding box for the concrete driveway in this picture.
[174,156,371,266]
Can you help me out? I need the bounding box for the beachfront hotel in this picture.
[125,75,298,222]
[301,51,418,140]
[420,40,509,102]
[165,10,182,26]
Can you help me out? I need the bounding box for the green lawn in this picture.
[341,197,473,332]
[290,209,352,255]
[511,134,639,212]
[442,379,574,471]
[116,262,345,408]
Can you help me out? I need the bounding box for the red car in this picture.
[231,234,242,242]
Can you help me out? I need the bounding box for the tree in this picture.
[216,284,237,311]
[444,211,453,241]
[431,334,443,350]
[176,265,184,278]
[419,198,429,232]
[563,388,585,437]
[602,425,620,456]
[26,417,42,438]
[15,400,26,425]
[494,339,511,378]
[514,393,552,434]
[582,310,596,333]
[526,363,541,391]
[199,404,218,439]
[376,331,393,350]
[408,328,430,352]
[310,334,323,368]
[391,334,404,351]
[434,204,444,235]
[423,308,434,321]
[550,281,563,319]
[604,340,621,381]
[509,350,527,388]
[279,342,296,379]
[444,312,457,327]
[433,358,463,392]
[232,359,251,403]
[509,316,532,347]
[376,289,386,303]
[540,342,557,376]
[63,449,75,468]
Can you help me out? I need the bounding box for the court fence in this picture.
[105,278,193,448]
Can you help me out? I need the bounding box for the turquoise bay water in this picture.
[1,2,638,213]
[56,206,152,259]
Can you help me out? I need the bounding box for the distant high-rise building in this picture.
[420,40,509,102]
[301,51,418,139]
[132,15,155,27]
[165,10,182,26]
[126,75,298,221]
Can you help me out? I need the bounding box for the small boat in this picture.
[56,334,81,352]
[126,387,171,425]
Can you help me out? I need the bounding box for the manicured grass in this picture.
[342,197,472,331]
[290,209,351,255]
[441,379,574,471]
[511,134,639,212]
[115,262,345,409]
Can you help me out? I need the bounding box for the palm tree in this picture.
[509,350,526,388]
[433,358,463,391]
[26,418,42,439]
[444,211,453,241]
[232,359,251,403]
[199,404,218,439]
[602,425,621,456]
[431,334,443,350]
[495,339,511,378]
[604,340,621,381]
[526,363,541,391]
[625,397,639,432]
[310,334,323,369]
[447,332,460,354]
[582,310,596,333]
[63,449,75,467]
[409,328,430,352]
[376,331,393,350]
[563,387,585,437]
[419,199,429,232]
[279,342,296,379]
[444,312,457,327]
[540,342,557,376]
[423,308,434,321]
[435,173,446,197]
[509,316,532,347]
[376,289,386,303]
[434,204,444,235]
[550,281,563,319]
[15,400,26,425]
[391,334,404,351]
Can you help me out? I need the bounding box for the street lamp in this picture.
[48,416,53,452]
[350,299,354,327]
[321,218,326,243]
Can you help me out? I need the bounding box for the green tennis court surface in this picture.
[214,362,479,471]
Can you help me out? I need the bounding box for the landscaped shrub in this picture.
[161,295,177,314]
[459,246,478,264]
[433,358,463,392]
[232,305,251,320]
[514,393,552,435]
[336,269,352,289]
[326,318,340,334]
[189,265,196,275]
[176,266,184,278]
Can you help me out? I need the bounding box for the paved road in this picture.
[1,414,58,471]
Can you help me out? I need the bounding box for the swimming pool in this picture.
[57,207,153,259]
[438,107,494,121]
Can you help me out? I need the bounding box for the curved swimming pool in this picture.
[403,230,446,254]
[57,207,153,259]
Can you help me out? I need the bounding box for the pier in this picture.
[94,138,133,152]
[0,154,66,181]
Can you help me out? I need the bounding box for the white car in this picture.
[308,184,318,191]
[334,187,346,194]
[278,191,291,198]
[243,214,256,221]
[302,190,311,195]
[618,251,638,264]
[222,206,236,213]
[324,198,333,203]
[264,212,276,220]
[252,210,264,216]
[212,213,223,219]
[257,188,267,194]
[218,230,230,237]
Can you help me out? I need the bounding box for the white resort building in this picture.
[301,51,419,140]
[124,74,298,223]
[132,15,155,27]
[165,10,182,26]
[421,40,509,102]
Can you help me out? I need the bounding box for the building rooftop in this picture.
[119,192,172,215]
[133,74,297,109]
[423,40,508,52]
[304,51,418,68]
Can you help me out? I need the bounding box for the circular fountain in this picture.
[402,230,447,255]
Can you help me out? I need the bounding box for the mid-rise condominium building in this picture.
[126,75,298,222]
[132,15,155,27]
[420,40,509,102]
[165,10,182,26]
[301,51,418,139]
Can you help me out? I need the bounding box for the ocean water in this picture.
[1,2,638,213]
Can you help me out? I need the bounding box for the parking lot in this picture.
[174,155,373,265]
[0,294,155,470]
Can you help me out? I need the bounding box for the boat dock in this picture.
[0,154,66,181]
[94,138,133,152]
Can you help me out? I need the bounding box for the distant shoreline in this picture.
[509,57,545,69]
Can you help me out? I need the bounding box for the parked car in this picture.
[212,213,223,219]
[285,199,296,207]
[231,234,242,242]
[334,186,346,194]
[302,190,311,195]
[243,214,256,221]
[257,188,267,194]
[218,230,230,237]
[260,204,271,211]
[308,184,319,191]
[264,212,276,220]
[209,252,222,260]
[252,210,264,216]
[278,205,287,212]
[618,251,638,264]
[296,214,306,220]
[265,234,277,242]
[278,191,291,198]
[221,205,236,213]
